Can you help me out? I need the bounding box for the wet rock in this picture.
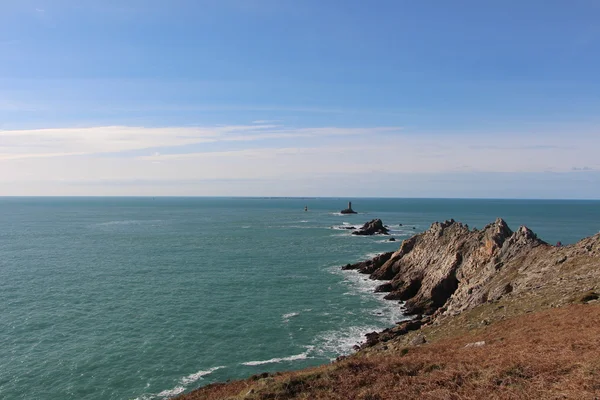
[352,219,390,236]
[342,252,394,274]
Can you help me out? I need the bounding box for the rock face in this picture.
[342,252,394,274]
[342,217,600,349]
[352,219,390,236]
[348,218,555,316]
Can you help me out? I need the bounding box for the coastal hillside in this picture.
[178,219,600,400]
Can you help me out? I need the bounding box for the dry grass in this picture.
[178,304,600,400]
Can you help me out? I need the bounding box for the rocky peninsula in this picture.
[178,218,600,400]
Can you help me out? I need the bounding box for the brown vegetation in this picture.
[177,221,600,400]
[179,304,600,400]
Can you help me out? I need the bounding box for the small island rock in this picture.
[352,219,390,235]
[340,201,357,214]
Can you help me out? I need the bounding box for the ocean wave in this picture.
[180,366,226,385]
[157,386,185,398]
[282,312,300,322]
[330,224,358,231]
[362,252,383,260]
[311,325,380,359]
[376,239,401,243]
[137,366,226,400]
[328,264,409,326]
[241,351,312,366]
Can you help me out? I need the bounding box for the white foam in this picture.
[141,365,225,399]
[282,312,300,322]
[312,325,380,358]
[157,386,185,398]
[328,264,410,326]
[376,239,401,243]
[362,252,383,260]
[241,351,311,366]
[330,225,358,231]
[180,366,225,385]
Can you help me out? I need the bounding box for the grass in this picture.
[178,304,600,400]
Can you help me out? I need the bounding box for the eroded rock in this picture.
[352,219,390,236]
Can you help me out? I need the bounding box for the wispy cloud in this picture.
[0,124,399,160]
[572,166,594,171]
[1,124,599,197]
[252,120,280,124]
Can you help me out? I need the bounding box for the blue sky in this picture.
[1,0,599,197]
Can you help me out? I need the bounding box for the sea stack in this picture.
[340,201,357,214]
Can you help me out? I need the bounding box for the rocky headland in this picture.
[178,218,600,400]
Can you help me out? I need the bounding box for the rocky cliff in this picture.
[345,218,599,326]
[178,218,600,400]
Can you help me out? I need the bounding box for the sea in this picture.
[1,197,599,400]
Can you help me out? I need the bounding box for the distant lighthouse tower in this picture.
[340,201,357,214]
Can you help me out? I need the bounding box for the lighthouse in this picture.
[340,201,357,214]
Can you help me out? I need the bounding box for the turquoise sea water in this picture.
[1,197,599,400]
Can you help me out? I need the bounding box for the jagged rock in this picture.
[368,218,552,315]
[346,218,557,318]
[359,319,423,349]
[342,252,394,274]
[342,218,600,357]
[389,238,396,242]
[352,219,390,236]
[374,282,393,292]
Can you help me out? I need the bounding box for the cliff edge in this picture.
[178,219,600,400]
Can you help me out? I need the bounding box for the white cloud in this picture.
[0,123,599,196]
[0,125,398,160]
[252,120,279,124]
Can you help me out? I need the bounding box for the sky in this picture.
[1,0,600,198]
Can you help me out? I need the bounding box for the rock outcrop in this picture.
[342,252,394,274]
[374,218,537,315]
[347,218,560,317]
[352,219,390,236]
[341,218,600,349]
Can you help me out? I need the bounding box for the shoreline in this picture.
[176,217,600,399]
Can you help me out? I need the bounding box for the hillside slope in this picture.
[178,219,600,400]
